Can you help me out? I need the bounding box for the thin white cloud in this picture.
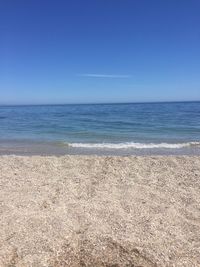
[78,73,131,78]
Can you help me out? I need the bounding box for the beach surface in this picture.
[0,155,200,267]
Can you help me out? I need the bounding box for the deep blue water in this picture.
[0,102,200,155]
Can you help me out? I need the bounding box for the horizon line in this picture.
[0,100,200,107]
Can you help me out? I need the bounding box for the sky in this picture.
[0,0,200,105]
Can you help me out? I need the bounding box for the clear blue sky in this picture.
[0,0,200,104]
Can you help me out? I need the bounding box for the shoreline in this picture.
[0,155,200,266]
[1,139,200,156]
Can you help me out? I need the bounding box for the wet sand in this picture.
[0,155,200,266]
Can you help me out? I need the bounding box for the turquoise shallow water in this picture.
[0,102,200,155]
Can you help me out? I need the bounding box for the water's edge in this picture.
[1,140,200,156]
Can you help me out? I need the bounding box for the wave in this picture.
[67,141,200,149]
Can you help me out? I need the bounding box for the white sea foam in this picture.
[67,141,200,149]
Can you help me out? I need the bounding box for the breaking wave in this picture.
[67,141,200,149]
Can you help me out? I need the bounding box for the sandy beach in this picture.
[0,155,200,266]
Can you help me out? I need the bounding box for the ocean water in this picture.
[0,102,200,155]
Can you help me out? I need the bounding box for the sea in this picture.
[0,101,200,155]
